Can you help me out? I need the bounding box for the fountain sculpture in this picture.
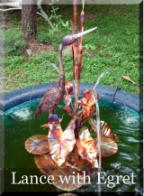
[25,0,119,191]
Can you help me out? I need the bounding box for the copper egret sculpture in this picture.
[34,27,97,118]
[25,0,119,192]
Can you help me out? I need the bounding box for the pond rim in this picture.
[0,83,142,113]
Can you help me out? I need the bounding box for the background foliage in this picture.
[4,5,140,95]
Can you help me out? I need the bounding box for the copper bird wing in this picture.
[40,87,59,110]
[48,119,76,166]
[76,127,98,168]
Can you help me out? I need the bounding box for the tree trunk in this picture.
[21,0,37,41]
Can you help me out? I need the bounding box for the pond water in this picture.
[3,98,142,194]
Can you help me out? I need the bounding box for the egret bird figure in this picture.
[34,27,97,118]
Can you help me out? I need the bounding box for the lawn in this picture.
[3,5,140,95]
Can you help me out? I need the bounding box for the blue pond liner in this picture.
[0,83,142,112]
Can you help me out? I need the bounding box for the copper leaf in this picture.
[48,119,76,166]
[76,127,98,168]
[89,119,119,142]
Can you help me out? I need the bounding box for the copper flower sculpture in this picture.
[25,0,119,191]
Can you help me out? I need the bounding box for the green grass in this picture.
[4,5,140,95]
[4,28,27,56]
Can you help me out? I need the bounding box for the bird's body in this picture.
[35,75,65,118]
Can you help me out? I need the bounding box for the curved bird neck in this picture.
[58,44,65,77]
[58,74,65,90]
[58,44,65,91]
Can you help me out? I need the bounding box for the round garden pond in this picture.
[1,83,142,193]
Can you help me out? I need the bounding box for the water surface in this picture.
[4,98,141,193]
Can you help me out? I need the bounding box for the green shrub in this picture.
[4,29,27,56]
[37,5,71,44]
[37,33,51,43]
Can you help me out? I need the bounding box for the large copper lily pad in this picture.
[35,153,84,191]
[52,167,84,191]
[25,135,49,155]
[35,154,57,175]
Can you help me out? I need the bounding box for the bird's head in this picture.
[61,27,97,49]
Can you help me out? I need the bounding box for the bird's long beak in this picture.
[61,27,97,49]
[74,27,97,39]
